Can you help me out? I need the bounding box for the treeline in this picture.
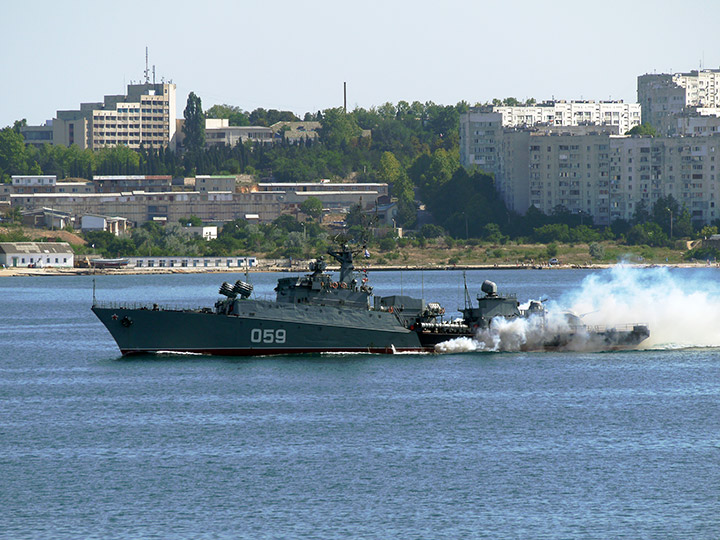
[81,215,330,260]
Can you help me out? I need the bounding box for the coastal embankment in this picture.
[1,261,715,277]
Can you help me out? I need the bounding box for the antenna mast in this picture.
[144,46,150,84]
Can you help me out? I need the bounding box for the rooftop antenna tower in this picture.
[153,65,156,85]
[144,46,150,84]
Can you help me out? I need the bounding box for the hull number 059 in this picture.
[250,328,286,344]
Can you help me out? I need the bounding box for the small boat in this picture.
[90,258,130,268]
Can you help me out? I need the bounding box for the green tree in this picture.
[419,224,446,238]
[319,107,361,149]
[483,223,504,243]
[12,119,27,134]
[652,195,692,238]
[183,92,206,151]
[300,197,323,220]
[632,199,651,224]
[626,222,667,247]
[205,104,250,126]
[378,151,415,225]
[589,242,605,259]
[533,223,570,243]
[626,123,658,136]
[408,147,458,201]
[179,215,202,227]
[0,127,37,181]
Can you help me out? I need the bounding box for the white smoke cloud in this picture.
[435,265,720,353]
[559,265,720,350]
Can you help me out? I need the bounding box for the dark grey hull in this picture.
[92,302,429,356]
[416,325,650,352]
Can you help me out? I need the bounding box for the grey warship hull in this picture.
[92,300,431,356]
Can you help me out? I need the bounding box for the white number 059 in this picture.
[250,328,286,344]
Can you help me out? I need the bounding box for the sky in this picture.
[2,0,720,128]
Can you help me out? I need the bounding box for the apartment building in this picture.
[638,69,720,134]
[493,101,640,133]
[462,109,720,226]
[609,136,720,225]
[22,83,177,151]
[459,111,504,180]
[460,105,632,174]
[522,131,613,224]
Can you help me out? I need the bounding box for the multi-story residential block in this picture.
[22,83,177,151]
[638,69,720,134]
[609,136,720,225]
[460,105,634,177]
[492,101,640,133]
[461,109,720,226]
[521,131,613,223]
[459,111,504,180]
[674,110,720,136]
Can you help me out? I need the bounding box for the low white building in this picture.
[183,225,218,240]
[0,242,74,268]
[81,214,129,235]
[128,256,257,269]
[204,119,274,147]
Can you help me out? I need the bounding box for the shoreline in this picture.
[1,261,716,277]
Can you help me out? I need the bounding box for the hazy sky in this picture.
[2,0,719,128]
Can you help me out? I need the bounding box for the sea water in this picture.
[1,268,719,539]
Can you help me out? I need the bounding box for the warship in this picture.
[418,279,650,352]
[92,245,650,356]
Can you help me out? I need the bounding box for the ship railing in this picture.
[93,300,206,312]
[567,323,648,333]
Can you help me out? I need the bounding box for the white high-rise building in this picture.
[492,101,640,133]
[461,110,720,226]
[24,83,177,151]
[638,69,720,134]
